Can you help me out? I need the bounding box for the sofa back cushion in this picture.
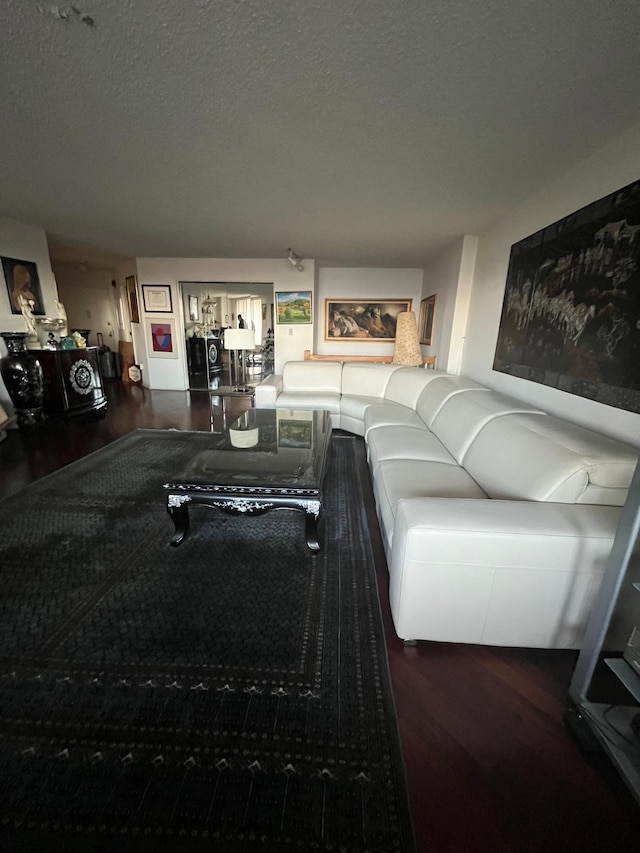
[383,367,446,408]
[430,390,546,463]
[414,375,488,428]
[463,413,638,505]
[341,363,401,398]
[282,361,343,394]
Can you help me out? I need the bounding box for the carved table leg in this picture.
[167,495,191,546]
[305,503,323,552]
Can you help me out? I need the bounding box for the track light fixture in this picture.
[287,248,304,272]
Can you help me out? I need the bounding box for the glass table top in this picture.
[165,409,332,493]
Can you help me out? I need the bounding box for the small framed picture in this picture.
[2,256,45,315]
[276,291,312,324]
[142,284,173,313]
[188,295,199,322]
[126,275,140,323]
[418,294,436,345]
[147,318,178,358]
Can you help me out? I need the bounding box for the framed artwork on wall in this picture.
[142,284,173,313]
[418,294,436,345]
[493,177,640,413]
[275,291,312,324]
[125,275,140,324]
[188,295,199,322]
[147,318,178,358]
[324,299,411,341]
[2,256,45,315]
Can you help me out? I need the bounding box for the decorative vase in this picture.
[0,332,45,428]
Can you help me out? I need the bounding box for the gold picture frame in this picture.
[125,275,140,324]
[324,299,411,341]
[418,294,436,345]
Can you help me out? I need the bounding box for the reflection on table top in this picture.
[164,409,332,491]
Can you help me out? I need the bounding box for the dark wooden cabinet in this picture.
[187,336,206,374]
[30,347,107,418]
[187,335,224,378]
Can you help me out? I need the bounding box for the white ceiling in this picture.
[2,0,640,270]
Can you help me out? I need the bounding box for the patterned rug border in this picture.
[0,428,416,853]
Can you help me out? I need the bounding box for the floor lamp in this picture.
[224,328,255,391]
[392,311,423,366]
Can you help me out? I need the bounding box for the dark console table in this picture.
[164,408,332,551]
[31,347,107,418]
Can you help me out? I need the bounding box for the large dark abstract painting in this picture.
[493,179,640,413]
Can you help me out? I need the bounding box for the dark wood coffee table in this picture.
[164,409,332,551]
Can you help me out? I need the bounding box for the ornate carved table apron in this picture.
[164,409,332,551]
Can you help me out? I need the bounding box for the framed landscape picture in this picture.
[276,291,312,324]
[278,418,313,448]
[324,299,411,341]
[419,294,436,345]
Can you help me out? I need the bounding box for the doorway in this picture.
[179,281,275,390]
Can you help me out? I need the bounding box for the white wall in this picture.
[0,218,59,412]
[420,237,482,373]
[132,258,316,388]
[462,121,640,447]
[316,268,424,357]
[447,236,478,374]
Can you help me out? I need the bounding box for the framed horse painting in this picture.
[324,299,411,341]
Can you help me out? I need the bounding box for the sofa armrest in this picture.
[388,498,622,647]
[394,498,621,552]
[254,374,282,408]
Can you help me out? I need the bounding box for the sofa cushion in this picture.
[414,374,488,428]
[373,459,487,548]
[340,394,397,422]
[463,413,638,505]
[276,390,342,415]
[430,389,546,463]
[363,403,425,436]
[383,367,444,408]
[282,361,343,393]
[339,394,397,436]
[341,363,401,397]
[367,425,458,471]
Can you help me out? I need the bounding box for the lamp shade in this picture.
[392,311,423,366]
[229,412,259,447]
[224,328,255,350]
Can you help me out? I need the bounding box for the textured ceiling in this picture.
[1,0,640,269]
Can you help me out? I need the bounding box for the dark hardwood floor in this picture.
[2,378,640,852]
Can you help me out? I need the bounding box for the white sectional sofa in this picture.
[255,362,639,649]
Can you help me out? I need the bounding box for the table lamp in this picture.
[229,410,260,448]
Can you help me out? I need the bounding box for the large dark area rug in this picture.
[0,430,414,852]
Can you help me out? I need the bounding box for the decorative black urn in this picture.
[0,332,45,428]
